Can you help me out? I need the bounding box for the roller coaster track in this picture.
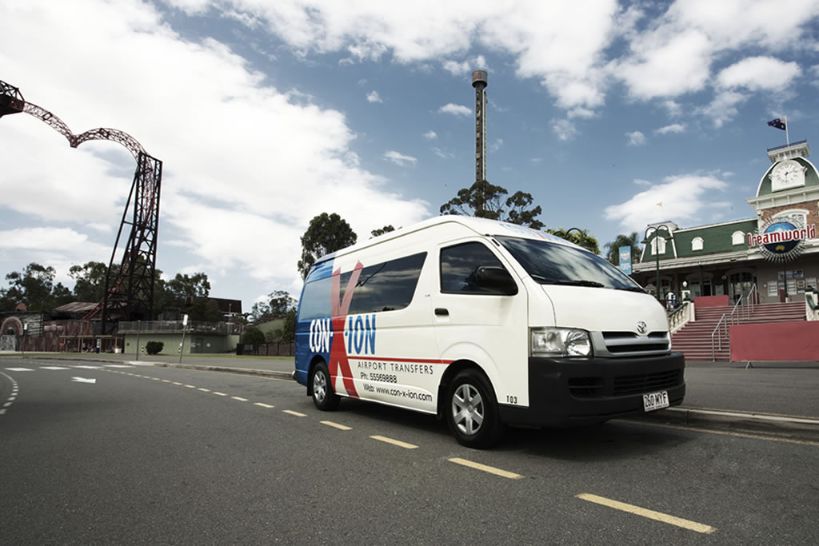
[0,80,162,334]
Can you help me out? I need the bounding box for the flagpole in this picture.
[785,116,790,145]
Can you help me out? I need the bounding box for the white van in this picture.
[294,216,685,448]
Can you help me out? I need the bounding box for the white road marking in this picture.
[161,379,171,383]
[150,377,160,381]
[0,409,5,415]
[254,402,275,409]
[448,457,523,479]
[2,402,11,408]
[370,435,418,449]
[232,396,248,402]
[212,392,227,396]
[4,368,33,372]
[72,365,102,369]
[71,377,96,384]
[7,396,15,402]
[577,493,716,534]
[103,365,133,368]
[320,420,352,431]
[172,382,183,386]
[184,384,196,388]
[128,362,154,366]
[40,366,69,370]
[197,388,211,392]
[283,410,306,417]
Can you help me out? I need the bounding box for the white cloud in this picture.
[626,131,646,146]
[551,119,577,141]
[431,147,454,159]
[655,123,686,135]
[383,150,417,166]
[0,0,428,295]
[615,30,713,100]
[605,175,731,233]
[366,90,383,103]
[438,103,472,116]
[716,56,801,92]
[162,0,819,117]
[699,90,747,128]
[442,55,488,76]
[423,130,438,140]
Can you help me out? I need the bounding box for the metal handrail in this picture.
[710,313,728,361]
[742,284,758,322]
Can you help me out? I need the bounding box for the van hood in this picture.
[541,285,668,334]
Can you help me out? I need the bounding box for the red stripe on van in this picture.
[347,356,453,365]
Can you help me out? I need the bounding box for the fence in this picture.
[237,342,295,356]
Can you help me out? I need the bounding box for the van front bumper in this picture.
[498,352,685,427]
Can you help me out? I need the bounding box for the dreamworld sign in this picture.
[747,217,817,262]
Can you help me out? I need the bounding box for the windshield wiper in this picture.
[531,276,605,288]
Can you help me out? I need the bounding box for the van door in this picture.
[340,252,441,413]
[433,239,530,409]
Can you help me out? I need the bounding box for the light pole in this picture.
[643,225,672,302]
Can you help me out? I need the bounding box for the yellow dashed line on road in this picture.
[576,493,716,534]
[320,420,352,431]
[370,435,418,449]
[254,402,275,409]
[283,410,306,417]
[448,457,523,479]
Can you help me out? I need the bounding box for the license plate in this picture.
[643,390,669,412]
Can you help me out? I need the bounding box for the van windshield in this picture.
[495,236,643,292]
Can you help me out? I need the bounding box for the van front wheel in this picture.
[446,370,503,448]
[311,362,340,411]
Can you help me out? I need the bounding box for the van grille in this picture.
[601,331,669,355]
[568,369,682,399]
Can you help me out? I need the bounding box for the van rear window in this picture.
[299,253,426,320]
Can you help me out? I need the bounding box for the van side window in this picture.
[342,252,427,314]
[440,242,511,295]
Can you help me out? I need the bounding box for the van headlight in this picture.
[530,328,592,357]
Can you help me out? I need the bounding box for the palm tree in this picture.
[547,228,600,254]
[604,232,640,265]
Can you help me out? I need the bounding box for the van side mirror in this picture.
[474,266,518,295]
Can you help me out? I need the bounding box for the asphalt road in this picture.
[2,357,818,544]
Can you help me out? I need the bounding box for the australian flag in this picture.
[767,118,787,131]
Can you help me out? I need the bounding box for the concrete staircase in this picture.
[671,302,805,361]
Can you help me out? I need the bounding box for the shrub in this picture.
[145,341,164,355]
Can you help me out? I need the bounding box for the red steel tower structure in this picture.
[0,79,162,334]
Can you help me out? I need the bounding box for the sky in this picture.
[1,0,818,310]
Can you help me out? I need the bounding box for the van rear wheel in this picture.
[446,370,503,448]
[311,362,340,411]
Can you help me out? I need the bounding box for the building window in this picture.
[731,231,744,245]
[651,237,667,256]
[692,237,703,251]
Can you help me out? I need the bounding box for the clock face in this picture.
[771,160,806,191]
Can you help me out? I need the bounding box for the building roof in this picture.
[53,302,98,314]
[640,218,759,263]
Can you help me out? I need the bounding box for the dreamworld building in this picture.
[633,140,819,305]
[631,140,819,361]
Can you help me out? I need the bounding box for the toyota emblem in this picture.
[636,321,647,335]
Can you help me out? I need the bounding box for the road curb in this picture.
[150,362,293,380]
[629,406,819,442]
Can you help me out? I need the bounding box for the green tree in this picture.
[604,232,640,266]
[281,308,297,343]
[1,263,71,312]
[370,225,395,238]
[440,180,544,229]
[241,326,265,346]
[547,228,601,254]
[298,212,357,278]
[252,290,296,322]
[69,261,109,302]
